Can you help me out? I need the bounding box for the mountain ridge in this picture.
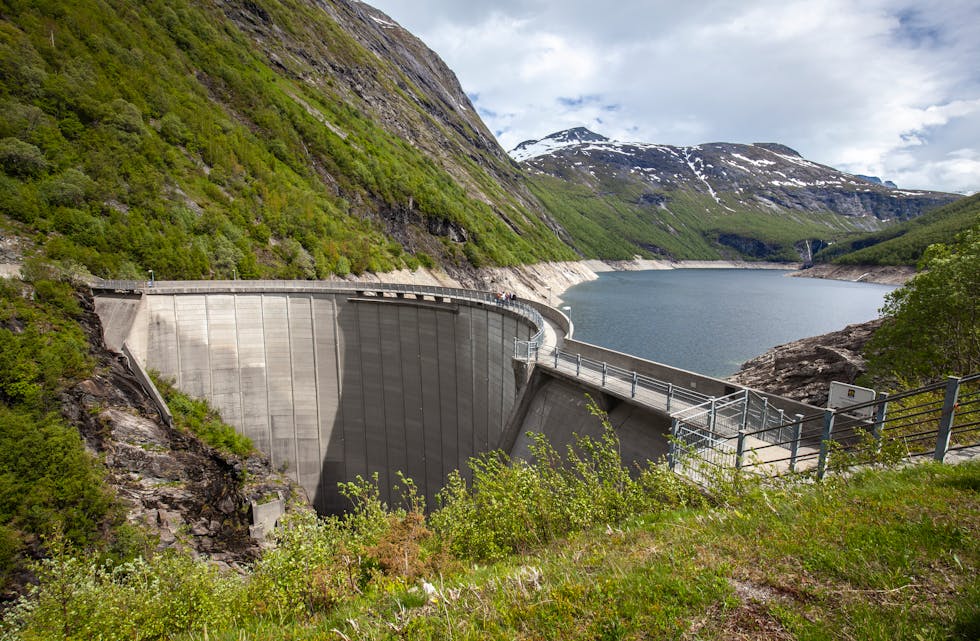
[512,127,960,262]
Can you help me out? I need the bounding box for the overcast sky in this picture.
[364,0,979,194]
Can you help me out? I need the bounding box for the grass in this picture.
[170,461,980,641]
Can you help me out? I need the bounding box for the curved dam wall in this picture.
[108,288,535,513]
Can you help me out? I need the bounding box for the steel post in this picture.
[740,389,750,430]
[872,392,889,446]
[736,430,747,469]
[668,418,679,471]
[631,372,637,398]
[934,376,962,462]
[817,409,836,480]
[789,414,804,472]
[709,397,717,434]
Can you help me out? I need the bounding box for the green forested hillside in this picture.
[0,0,574,280]
[0,275,118,587]
[815,192,980,265]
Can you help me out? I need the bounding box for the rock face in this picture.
[728,319,883,407]
[215,0,568,267]
[62,292,298,566]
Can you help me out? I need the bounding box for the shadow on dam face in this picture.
[118,290,537,513]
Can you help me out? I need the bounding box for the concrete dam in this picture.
[96,283,541,513]
[94,281,820,514]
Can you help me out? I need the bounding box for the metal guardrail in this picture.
[533,344,716,417]
[668,373,980,483]
[91,278,548,354]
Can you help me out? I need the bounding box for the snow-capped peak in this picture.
[510,127,609,162]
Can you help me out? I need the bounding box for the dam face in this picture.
[108,288,534,513]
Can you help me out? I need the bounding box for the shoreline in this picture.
[788,263,915,286]
[5,257,909,306]
[343,259,804,306]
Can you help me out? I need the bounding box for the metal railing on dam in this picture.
[524,343,809,437]
[95,278,547,348]
[668,373,980,485]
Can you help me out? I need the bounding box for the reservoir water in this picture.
[559,269,897,378]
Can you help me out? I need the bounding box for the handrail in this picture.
[92,278,549,360]
[669,374,980,483]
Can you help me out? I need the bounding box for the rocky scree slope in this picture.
[515,128,959,262]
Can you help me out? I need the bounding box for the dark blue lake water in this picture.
[560,269,897,378]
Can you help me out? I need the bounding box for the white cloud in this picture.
[365,0,980,193]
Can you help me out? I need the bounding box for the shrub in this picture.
[1,547,248,641]
[158,112,190,145]
[866,225,980,383]
[0,137,46,176]
[41,169,95,206]
[103,99,144,134]
[149,372,254,457]
[430,400,700,560]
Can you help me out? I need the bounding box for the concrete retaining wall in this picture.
[117,291,534,513]
[505,368,671,467]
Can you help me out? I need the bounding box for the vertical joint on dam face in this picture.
[101,288,537,513]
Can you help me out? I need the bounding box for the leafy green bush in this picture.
[149,372,254,457]
[0,280,92,410]
[1,547,248,641]
[0,137,46,176]
[40,168,96,206]
[430,402,700,559]
[865,225,980,383]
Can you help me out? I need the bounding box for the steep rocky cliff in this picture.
[66,292,297,566]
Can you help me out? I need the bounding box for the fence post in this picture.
[554,349,559,368]
[602,362,607,386]
[631,372,638,398]
[740,389,750,430]
[872,392,889,447]
[514,337,518,360]
[576,354,581,377]
[761,397,770,428]
[789,414,804,472]
[666,383,673,413]
[736,430,747,469]
[817,409,836,480]
[709,397,717,434]
[668,418,679,472]
[934,376,962,462]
